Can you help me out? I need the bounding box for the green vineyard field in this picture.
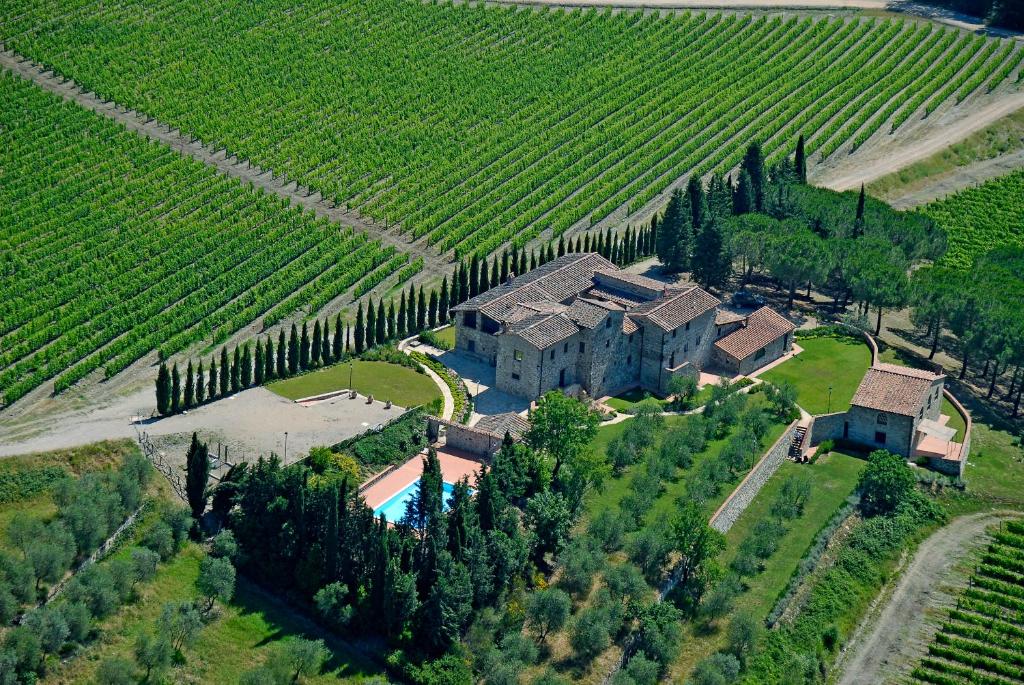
[0,74,395,406]
[923,169,1024,269]
[913,520,1024,685]
[2,0,1021,261]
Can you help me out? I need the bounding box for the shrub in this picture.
[418,329,453,350]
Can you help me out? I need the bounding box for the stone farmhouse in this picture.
[451,253,795,400]
[810,362,969,476]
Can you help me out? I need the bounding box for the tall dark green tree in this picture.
[208,358,218,400]
[320,319,332,365]
[264,337,274,381]
[375,299,387,343]
[740,142,766,211]
[255,340,265,386]
[853,184,867,237]
[387,301,397,342]
[733,171,755,215]
[687,177,707,231]
[156,363,171,416]
[277,330,287,378]
[500,250,510,282]
[230,347,241,393]
[656,189,690,273]
[219,347,230,396]
[195,360,206,404]
[692,219,730,290]
[407,283,417,335]
[241,344,252,388]
[311,321,322,367]
[479,260,491,293]
[288,324,299,375]
[171,363,181,414]
[397,292,408,339]
[794,135,807,183]
[439,277,450,323]
[428,289,438,329]
[417,287,427,332]
[333,314,344,361]
[365,299,377,349]
[185,433,210,526]
[469,254,480,298]
[354,303,366,354]
[457,262,469,304]
[299,322,311,370]
[184,361,195,410]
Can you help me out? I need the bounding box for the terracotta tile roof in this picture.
[713,306,795,361]
[622,317,639,335]
[586,287,646,307]
[851,364,944,417]
[506,313,579,349]
[565,299,609,329]
[593,269,671,298]
[715,310,747,326]
[474,412,530,440]
[628,285,721,331]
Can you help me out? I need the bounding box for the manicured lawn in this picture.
[267,360,441,407]
[604,385,713,412]
[433,325,456,348]
[761,336,872,415]
[45,545,384,684]
[960,423,1024,505]
[941,397,966,442]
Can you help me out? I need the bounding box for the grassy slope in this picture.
[433,325,456,348]
[266,359,441,406]
[761,337,872,415]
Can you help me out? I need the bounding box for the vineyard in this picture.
[2,0,1022,261]
[923,169,1024,269]
[0,74,397,406]
[912,519,1024,685]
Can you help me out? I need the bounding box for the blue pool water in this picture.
[373,479,460,522]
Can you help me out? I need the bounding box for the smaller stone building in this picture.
[712,306,796,375]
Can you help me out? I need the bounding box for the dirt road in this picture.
[834,511,1020,685]
[878,148,1024,208]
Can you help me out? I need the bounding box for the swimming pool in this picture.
[372,479,460,523]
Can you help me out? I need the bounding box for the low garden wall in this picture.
[709,420,799,533]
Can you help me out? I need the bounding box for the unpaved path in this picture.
[834,511,1021,685]
[0,48,445,275]
[816,93,1024,191]
[878,147,1024,208]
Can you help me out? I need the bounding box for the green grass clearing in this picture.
[267,359,441,407]
[433,325,456,348]
[761,336,872,415]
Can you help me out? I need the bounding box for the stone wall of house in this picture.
[455,311,499,364]
[582,310,643,397]
[810,411,848,444]
[710,422,799,533]
[735,332,792,376]
[639,309,717,394]
[845,405,916,457]
[427,417,503,458]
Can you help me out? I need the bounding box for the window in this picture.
[876,413,888,425]
[579,342,585,354]
[919,408,924,419]
[874,431,887,444]
[511,372,520,380]
[464,311,477,328]
[684,343,688,354]
[685,321,690,331]
[606,318,612,328]
[717,327,722,337]
[927,396,932,409]
[628,334,633,344]
[550,349,555,361]
[513,349,523,361]
[754,347,766,360]
[563,342,569,354]
[672,329,677,339]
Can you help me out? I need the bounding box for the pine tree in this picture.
[355,303,365,354]
[469,254,480,298]
[208,358,218,400]
[733,171,755,215]
[184,433,210,524]
[407,283,417,334]
[687,177,707,231]
[365,300,377,349]
[417,287,427,332]
[288,324,299,375]
[156,363,171,416]
[277,330,287,378]
[795,134,807,183]
[196,361,206,404]
[220,347,230,396]
[428,290,438,329]
[230,347,241,393]
[333,314,344,361]
[255,340,265,386]
[184,361,195,409]
[320,320,332,365]
[479,260,490,293]
[241,344,252,388]
[439,277,450,323]
[398,292,408,339]
[692,219,730,290]
[741,142,766,211]
[171,363,181,414]
[300,322,311,370]
[657,189,690,273]
[311,320,322,366]
[376,299,387,343]
[387,300,397,341]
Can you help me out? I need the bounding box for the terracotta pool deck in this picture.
[360,446,485,511]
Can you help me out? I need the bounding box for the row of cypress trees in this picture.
[155,225,657,416]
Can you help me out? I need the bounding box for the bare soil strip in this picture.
[0,48,446,276]
[833,511,1021,685]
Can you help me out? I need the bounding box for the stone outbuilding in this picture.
[712,306,796,375]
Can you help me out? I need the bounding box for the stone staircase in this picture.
[789,425,808,459]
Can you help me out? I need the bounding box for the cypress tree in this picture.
[404,292,416,335]
[489,258,498,289]
[733,170,755,215]
[376,299,387,343]
[545,242,555,263]
[530,250,538,271]
[795,134,807,183]
[500,250,509,283]
[355,303,365,354]
[855,184,866,228]
[517,249,526,276]
[707,174,732,220]
[650,214,658,254]
[398,291,408,338]
[312,320,322,366]
[208,358,218,400]
[417,287,427,332]
[300,322,311,370]
[156,363,171,416]
[657,189,688,273]
[220,347,230,396]
[320,321,332,365]
[277,330,287,378]
[692,219,730,290]
[231,347,241,393]
[264,337,275,381]
[584,232,592,253]
[687,177,707,231]
[255,340,265,386]
[171,363,181,414]
[333,314,344,361]
[183,361,195,410]
[366,299,377,349]
[184,432,210,525]
[241,344,252,388]
[387,300,397,341]
[469,254,480,297]
[479,260,490,293]
[439,277,450,323]
[741,141,766,211]
[344,324,350,354]
[196,360,206,404]
[457,262,468,304]
[428,289,438,329]
[594,232,604,258]
[288,324,299,375]
[602,228,613,259]
[557,235,565,257]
